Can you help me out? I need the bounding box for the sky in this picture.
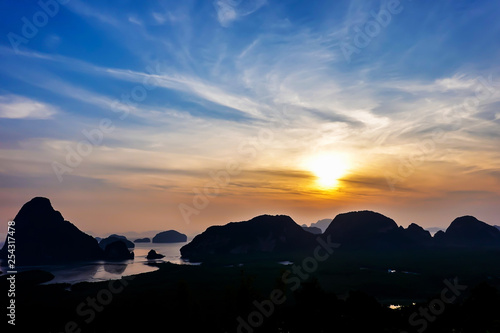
[0,0,499,237]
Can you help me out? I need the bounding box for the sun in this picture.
[306,153,350,188]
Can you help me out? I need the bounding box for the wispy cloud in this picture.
[214,0,267,27]
[152,11,180,24]
[0,95,58,119]
[65,0,119,26]
[2,0,500,231]
[128,16,142,26]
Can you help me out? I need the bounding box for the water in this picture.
[0,242,198,284]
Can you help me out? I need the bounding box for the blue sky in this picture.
[0,0,499,235]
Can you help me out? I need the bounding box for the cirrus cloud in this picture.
[214,0,267,27]
[0,95,58,119]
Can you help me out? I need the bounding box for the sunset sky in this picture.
[1,0,499,237]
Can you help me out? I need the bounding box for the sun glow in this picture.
[306,153,350,188]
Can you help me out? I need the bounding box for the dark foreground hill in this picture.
[3,258,500,333]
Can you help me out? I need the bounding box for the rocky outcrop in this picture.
[0,197,103,265]
[146,249,165,259]
[103,241,134,261]
[180,215,318,261]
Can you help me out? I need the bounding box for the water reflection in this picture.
[42,263,102,284]
[103,263,128,275]
[0,242,203,284]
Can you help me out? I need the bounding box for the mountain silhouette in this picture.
[322,211,399,249]
[434,216,500,248]
[0,197,103,265]
[425,227,445,235]
[309,218,332,233]
[3,197,499,267]
[323,211,499,250]
[399,223,433,246]
[301,225,322,234]
[180,215,317,261]
[181,211,500,259]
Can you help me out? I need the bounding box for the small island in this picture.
[152,230,187,243]
[134,237,151,243]
[146,249,165,259]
